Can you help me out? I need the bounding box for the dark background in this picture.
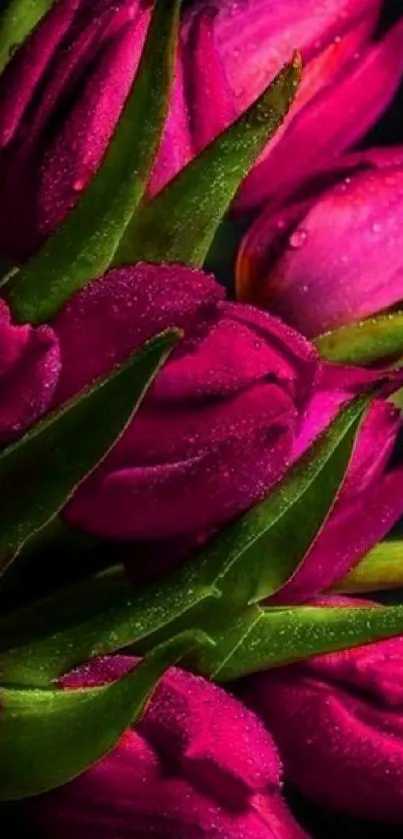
[1,1,403,836]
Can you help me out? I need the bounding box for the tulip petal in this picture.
[29,660,306,838]
[52,264,224,403]
[292,361,383,460]
[0,329,179,574]
[236,148,403,309]
[0,300,60,442]
[114,54,301,268]
[0,0,81,148]
[236,198,314,306]
[213,0,381,111]
[222,303,318,408]
[265,164,403,336]
[275,401,403,603]
[246,615,403,822]
[21,2,142,156]
[182,8,236,152]
[37,9,150,240]
[238,17,403,212]
[140,665,281,797]
[148,45,193,194]
[65,380,295,539]
[275,466,403,604]
[333,144,403,172]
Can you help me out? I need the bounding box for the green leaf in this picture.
[0,329,179,575]
[335,541,403,594]
[191,393,371,606]
[0,395,373,683]
[113,53,301,268]
[0,631,212,800]
[8,0,181,324]
[0,567,219,686]
[315,311,403,365]
[0,0,54,73]
[197,602,403,681]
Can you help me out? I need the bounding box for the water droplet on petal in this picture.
[288,229,308,250]
[72,176,88,192]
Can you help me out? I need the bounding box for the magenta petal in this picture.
[182,9,236,152]
[62,656,282,796]
[238,16,403,213]
[53,264,224,403]
[224,302,318,409]
[212,0,381,112]
[37,11,150,239]
[56,265,317,542]
[0,0,81,148]
[236,149,403,311]
[274,401,403,603]
[292,360,383,461]
[333,144,403,173]
[0,300,60,443]
[65,381,295,539]
[236,198,315,307]
[246,604,403,822]
[151,8,236,195]
[30,658,307,838]
[20,2,142,156]
[0,1,150,261]
[275,466,403,604]
[149,45,193,195]
[266,163,403,335]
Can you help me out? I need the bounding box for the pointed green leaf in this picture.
[0,0,54,73]
[192,393,372,606]
[0,395,373,683]
[0,631,212,800]
[197,602,403,681]
[113,53,301,268]
[0,329,179,575]
[335,541,403,594]
[0,566,219,687]
[315,311,403,365]
[8,0,181,324]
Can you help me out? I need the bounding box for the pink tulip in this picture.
[245,596,403,823]
[0,0,402,262]
[28,655,308,838]
[1,261,403,578]
[237,147,403,336]
[55,265,319,548]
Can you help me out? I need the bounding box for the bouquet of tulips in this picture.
[0,1,403,836]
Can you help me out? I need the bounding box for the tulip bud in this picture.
[40,263,320,548]
[237,148,403,336]
[28,656,307,838]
